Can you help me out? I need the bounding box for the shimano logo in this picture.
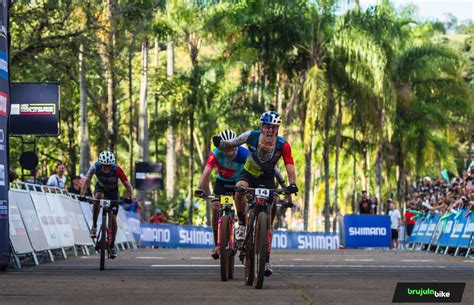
[349,227,387,236]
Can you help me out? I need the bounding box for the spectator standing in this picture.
[389,200,401,249]
[358,190,372,214]
[68,175,82,194]
[405,204,416,237]
[149,208,167,224]
[46,162,67,191]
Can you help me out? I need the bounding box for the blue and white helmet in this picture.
[260,111,282,126]
[98,150,115,165]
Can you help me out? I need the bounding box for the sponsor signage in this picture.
[139,223,339,250]
[0,0,8,269]
[392,282,465,303]
[344,214,391,248]
[9,83,60,135]
[134,161,164,191]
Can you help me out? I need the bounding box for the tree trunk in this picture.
[188,111,195,225]
[333,96,342,232]
[67,113,77,179]
[79,43,90,175]
[138,38,149,161]
[323,126,331,233]
[303,141,312,231]
[468,134,473,167]
[375,113,385,214]
[166,41,177,202]
[352,104,357,213]
[128,33,135,179]
[154,37,159,162]
[103,0,117,151]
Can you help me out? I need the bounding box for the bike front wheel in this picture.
[244,209,255,286]
[254,212,268,289]
[219,215,230,281]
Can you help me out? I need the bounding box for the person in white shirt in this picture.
[46,162,67,191]
[388,199,401,249]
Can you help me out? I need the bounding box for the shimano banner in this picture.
[0,0,9,269]
[344,215,391,248]
[139,223,339,250]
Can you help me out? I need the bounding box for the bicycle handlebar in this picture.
[224,185,293,195]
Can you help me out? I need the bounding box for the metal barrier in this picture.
[8,182,137,268]
[408,208,474,257]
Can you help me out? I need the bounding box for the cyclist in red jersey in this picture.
[80,151,134,259]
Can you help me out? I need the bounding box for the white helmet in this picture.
[99,150,115,165]
[218,129,236,141]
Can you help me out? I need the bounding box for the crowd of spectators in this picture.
[404,163,474,237]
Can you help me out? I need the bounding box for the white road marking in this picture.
[151,264,242,268]
[345,259,374,262]
[150,264,464,269]
[189,257,210,260]
[136,257,165,259]
[400,260,434,262]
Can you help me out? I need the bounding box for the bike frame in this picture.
[217,202,236,253]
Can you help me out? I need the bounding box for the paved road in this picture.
[1,248,473,304]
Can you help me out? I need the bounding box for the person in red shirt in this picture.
[149,208,167,224]
[405,205,416,237]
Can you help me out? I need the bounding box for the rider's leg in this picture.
[92,192,104,229]
[211,199,220,246]
[110,213,118,247]
[235,180,249,225]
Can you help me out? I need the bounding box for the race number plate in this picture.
[220,195,233,205]
[100,199,111,208]
[255,188,270,198]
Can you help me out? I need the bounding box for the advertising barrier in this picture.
[10,190,49,252]
[61,196,93,246]
[125,211,141,241]
[30,192,62,250]
[140,223,339,250]
[0,0,10,269]
[8,192,33,255]
[45,193,75,248]
[344,215,391,248]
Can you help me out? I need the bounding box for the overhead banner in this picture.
[139,223,339,250]
[344,215,391,248]
[0,0,9,269]
[9,83,60,135]
[134,162,164,191]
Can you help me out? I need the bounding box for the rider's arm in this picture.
[274,167,287,188]
[80,165,95,197]
[116,165,134,198]
[197,151,218,190]
[80,177,91,197]
[197,166,213,190]
[218,131,251,150]
[281,142,296,184]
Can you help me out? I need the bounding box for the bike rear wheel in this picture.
[244,209,255,286]
[254,212,268,289]
[219,215,230,281]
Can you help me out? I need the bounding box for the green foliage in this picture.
[8,1,474,228]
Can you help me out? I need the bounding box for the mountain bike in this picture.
[226,185,292,289]
[82,197,123,271]
[201,194,237,281]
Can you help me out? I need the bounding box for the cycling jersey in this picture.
[220,130,294,178]
[85,162,128,192]
[205,146,249,181]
